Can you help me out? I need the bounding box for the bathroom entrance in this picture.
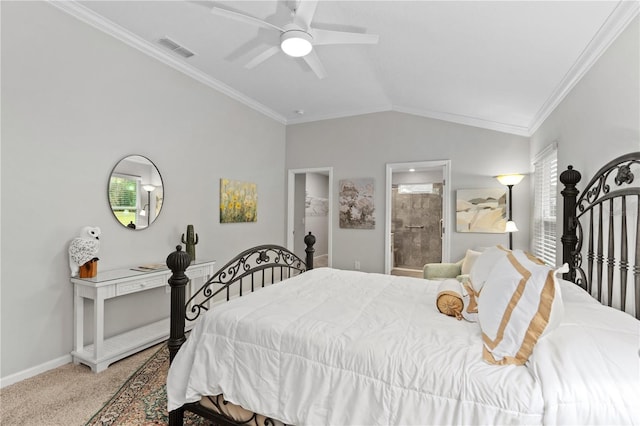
[385,161,451,275]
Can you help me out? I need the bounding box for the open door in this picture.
[287,167,333,268]
[385,161,451,275]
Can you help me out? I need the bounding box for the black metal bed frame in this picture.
[163,152,640,426]
[560,151,640,319]
[165,232,316,426]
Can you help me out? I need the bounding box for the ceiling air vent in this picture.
[158,37,195,59]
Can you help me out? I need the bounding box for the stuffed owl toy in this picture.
[69,226,101,277]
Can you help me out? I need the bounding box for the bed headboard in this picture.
[560,152,640,319]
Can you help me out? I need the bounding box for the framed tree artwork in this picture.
[339,178,375,229]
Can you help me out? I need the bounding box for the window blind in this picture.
[533,145,558,266]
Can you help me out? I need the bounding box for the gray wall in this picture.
[286,112,531,272]
[530,16,640,265]
[1,2,286,379]
[392,171,443,185]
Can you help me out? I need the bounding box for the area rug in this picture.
[86,345,210,426]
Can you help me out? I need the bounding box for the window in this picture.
[532,144,558,266]
[397,183,435,194]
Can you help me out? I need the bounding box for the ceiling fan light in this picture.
[281,30,313,57]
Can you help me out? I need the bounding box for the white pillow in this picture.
[469,245,509,293]
[460,249,482,275]
[478,250,566,366]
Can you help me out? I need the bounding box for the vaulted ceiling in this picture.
[53,1,639,136]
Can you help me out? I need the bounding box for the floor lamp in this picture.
[496,174,524,249]
[140,184,156,227]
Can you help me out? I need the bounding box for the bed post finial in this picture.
[167,245,192,364]
[304,232,316,270]
[560,165,582,282]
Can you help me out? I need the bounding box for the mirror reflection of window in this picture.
[108,174,139,227]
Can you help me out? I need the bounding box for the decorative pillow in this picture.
[468,245,510,293]
[460,249,482,275]
[478,250,567,365]
[461,281,479,322]
[436,279,478,322]
[436,279,464,320]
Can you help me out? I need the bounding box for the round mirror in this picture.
[108,155,164,230]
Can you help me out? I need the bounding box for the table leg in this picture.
[93,289,104,362]
[73,286,84,360]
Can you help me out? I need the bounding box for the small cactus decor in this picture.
[181,225,199,260]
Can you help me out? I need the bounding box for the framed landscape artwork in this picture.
[456,188,506,233]
[220,178,257,223]
[339,178,375,229]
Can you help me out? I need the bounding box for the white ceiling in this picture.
[53,1,638,136]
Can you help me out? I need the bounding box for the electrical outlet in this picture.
[354,260,361,270]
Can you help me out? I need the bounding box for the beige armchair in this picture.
[423,259,463,280]
[423,249,481,282]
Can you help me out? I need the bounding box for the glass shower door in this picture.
[392,185,443,270]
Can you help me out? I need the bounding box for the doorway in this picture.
[287,167,333,268]
[385,161,451,275]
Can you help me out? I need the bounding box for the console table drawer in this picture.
[187,267,207,279]
[117,276,165,295]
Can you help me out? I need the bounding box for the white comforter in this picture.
[167,268,640,425]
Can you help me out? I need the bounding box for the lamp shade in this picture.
[505,220,519,232]
[143,184,156,192]
[281,30,313,57]
[496,174,524,186]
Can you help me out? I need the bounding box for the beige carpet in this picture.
[0,344,162,426]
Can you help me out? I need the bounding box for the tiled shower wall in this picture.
[392,184,443,269]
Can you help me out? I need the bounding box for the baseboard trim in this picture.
[0,354,72,389]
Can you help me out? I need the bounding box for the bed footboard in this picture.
[165,232,316,426]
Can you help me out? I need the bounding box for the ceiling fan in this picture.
[207,0,379,79]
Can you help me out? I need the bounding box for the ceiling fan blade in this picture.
[210,5,284,32]
[293,0,318,29]
[244,45,281,69]
[303,50,326,79]
[311,29,379,46]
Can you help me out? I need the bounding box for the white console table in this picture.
[71,259,216,372]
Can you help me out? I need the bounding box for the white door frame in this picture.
[385,160,451,274]
[287,167,333,267]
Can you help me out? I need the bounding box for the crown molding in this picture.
[47,1,287,125]
[285,104,393,125]
[287,104,530,136]
[392,106,531,137]
[527,0,640,135]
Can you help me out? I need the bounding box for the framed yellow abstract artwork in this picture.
[220,178,257,223]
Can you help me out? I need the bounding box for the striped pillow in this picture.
[478,250,566,365]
